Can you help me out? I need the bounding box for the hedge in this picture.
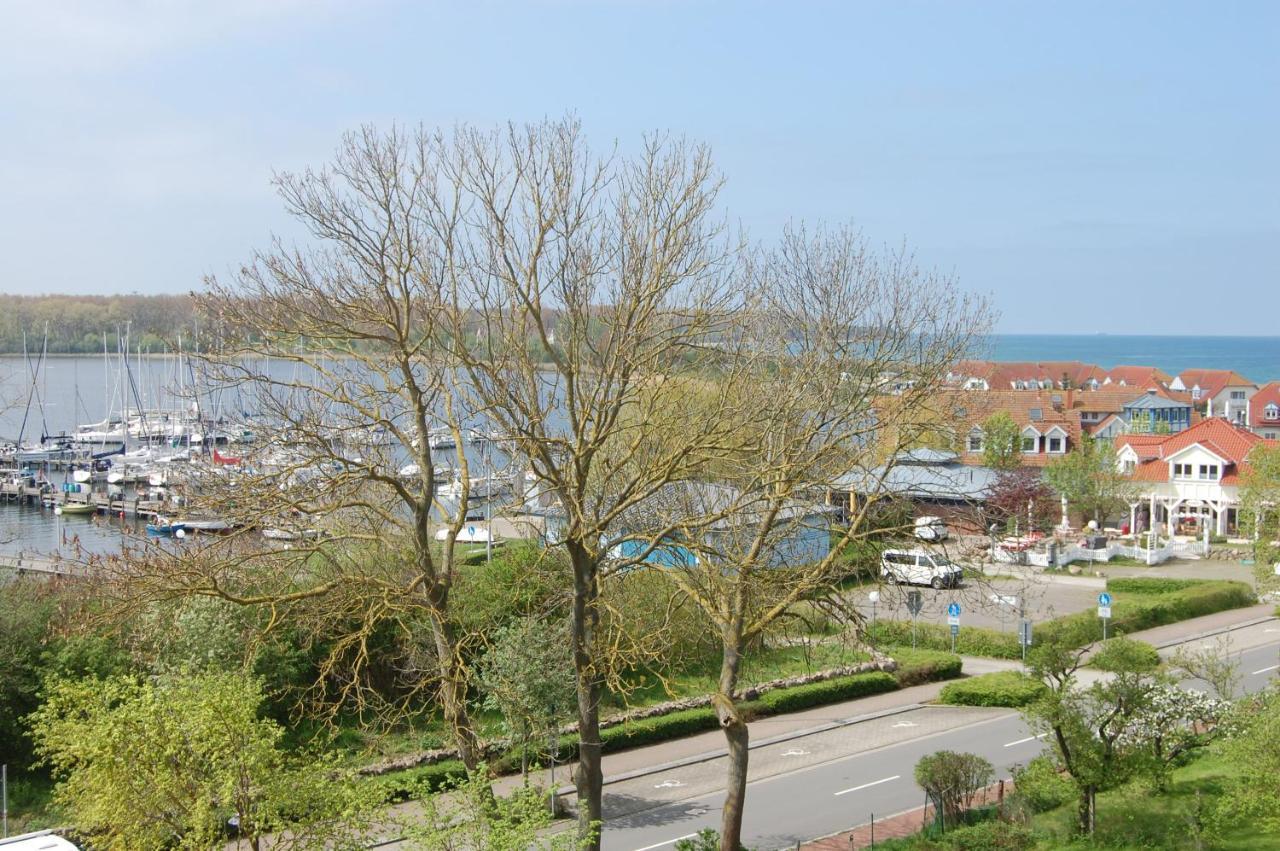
[867,580,1254,661]
[938,671,1047,708]
[753,671,899,714]
[888,647,964,686]
[373,758,468,803]
[1106,577,1212,595]
[599,706,723,751]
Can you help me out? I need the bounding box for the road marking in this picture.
[892,721,918,728]
[1003,733,1048,748]
[633,834,698,851]
[834,775,900,796]
[781,748,809,756]
[653,779,685,789]
[1252,664,1280,676]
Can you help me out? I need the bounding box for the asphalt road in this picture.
[601,635,1280,851]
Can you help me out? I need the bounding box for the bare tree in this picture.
[644,226,990,850]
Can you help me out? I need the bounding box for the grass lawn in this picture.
[1029,748,1276,850]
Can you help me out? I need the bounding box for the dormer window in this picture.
[1198,464,1220,481]
[1231,390,1246,400]
[1191,387,1202,400]
[1021,435,1037,452]
[1266,404,1278,420]
[1173,463,1194,479]
[967,429,984,452]
[1047,436,1064,453]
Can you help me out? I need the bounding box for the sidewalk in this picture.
[801,780,1014,850]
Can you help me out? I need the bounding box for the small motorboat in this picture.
[55,501,95,516]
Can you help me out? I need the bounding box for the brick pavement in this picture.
[801,780,1013,850]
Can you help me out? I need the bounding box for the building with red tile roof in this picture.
[1116,417,1265,537]
[947,360,1171,393]
[1248,381,1280,441]
[1169,369,1258,424]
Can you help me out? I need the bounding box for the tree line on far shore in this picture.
[0,294,197,355]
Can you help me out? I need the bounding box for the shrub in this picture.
[1105,577,1207,595]
[754,671,899,714]
[1010,755,1073,813]
[1090,636,1160,673]
[943,820,1036,850]
[890,648,964,686]
[599,706,722,751]
[938,672,1047,708]
[914,751,994,829]
[373,759,468,803]
[869,622,1022,660]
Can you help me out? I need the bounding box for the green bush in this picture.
[1010,755,1073,814]
[754,671,899,714]
[869,621,1023,660]
[938,672,1047,708]
[889,647,964,686]
[943,820,1036,850]
[372,759,468,803]
[599,706,722,751]
[1105,577,1207,595]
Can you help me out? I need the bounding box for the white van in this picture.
[914,516,949,541]
[881,549,963,589]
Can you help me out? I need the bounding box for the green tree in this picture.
[1044,434,1136,526]
[478,616,577,782]
[1024,638,1164,836]
[1215,688,1280,833]
[29,671,377,851]
[1240,443,1280,590]
[981,412,1023,471]
[403,768,587,850]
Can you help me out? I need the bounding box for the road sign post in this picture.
[907,591,923,649]
[1098,592,1113,640]
[1018,619,1033,663]
[947,602,961,653]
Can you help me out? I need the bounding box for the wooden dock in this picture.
[0,553,88,578]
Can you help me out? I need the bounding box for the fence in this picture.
[993,539,1202,568]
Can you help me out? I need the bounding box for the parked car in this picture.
[881,549,963,589]
[914,515,949,541]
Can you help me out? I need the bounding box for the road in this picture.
[599,626,1280,851]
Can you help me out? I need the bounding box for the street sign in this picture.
[991,593,1019,608]
[1019,619,1033,647]
[868,591,880,604]
[1098,605,1112,619]
[950,623,959,637]
[907,591,924,616]
[1098,592,1112,607]
[947,602,961,618]
[1098,592,1112,622]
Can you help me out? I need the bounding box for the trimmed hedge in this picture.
[1106,577,1211,595]
[868,580,1254,661]
[753,670,899,713]
[373,759,468,803]
[599,706,722,751]
[869,621,1023,660]
[938,671,1047,708]
[888,647,964,686]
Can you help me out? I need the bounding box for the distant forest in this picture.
[0,295,199,354]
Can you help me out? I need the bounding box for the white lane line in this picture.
[1004,733,1048,748]
[834,774,900,796]
[1252,664,1280,676]
[633,834,698,851]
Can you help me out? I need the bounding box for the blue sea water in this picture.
[989,335,1280,383]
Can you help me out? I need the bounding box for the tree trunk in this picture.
[569,542,604,850]
[716,625,747,851]
[1076,784,1097,835]
[428,607,485,771]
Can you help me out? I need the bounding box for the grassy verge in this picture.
[872,746,1278,850]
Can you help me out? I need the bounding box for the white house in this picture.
[1169,369,1257,426]
[1116,417,1265,537]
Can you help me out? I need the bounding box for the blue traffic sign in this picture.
[947,602,961,618]
[1098,592,1112,606]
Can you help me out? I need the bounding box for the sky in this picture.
[0,0,1276,334]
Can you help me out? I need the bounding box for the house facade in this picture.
[1248,381,1280,440]
[1115,418,1264,537]
[1121,391,1193,434]
[1170,369,1257,425]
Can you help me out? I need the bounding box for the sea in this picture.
[989,335,1280,383]
[0,335,1276,558]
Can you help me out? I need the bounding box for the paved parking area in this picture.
[852,574,1101,631]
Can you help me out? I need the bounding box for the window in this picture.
[1022,435,1037,453]
[1047,436,1064,453]
[1029,407,1043,421]
[1191,387,1202,400]
[967,430,984,452]
[1199,464,1219,481]
[1266,404,1279,420]
[1122,459,1136,474]
[1173,463,1193,479]
[1231,390,1246,400]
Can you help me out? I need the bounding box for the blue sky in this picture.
[1,1,1276,334]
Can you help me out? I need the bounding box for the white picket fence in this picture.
[995,539,1202,568]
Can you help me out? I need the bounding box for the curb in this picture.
[1150,614,1278,650]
